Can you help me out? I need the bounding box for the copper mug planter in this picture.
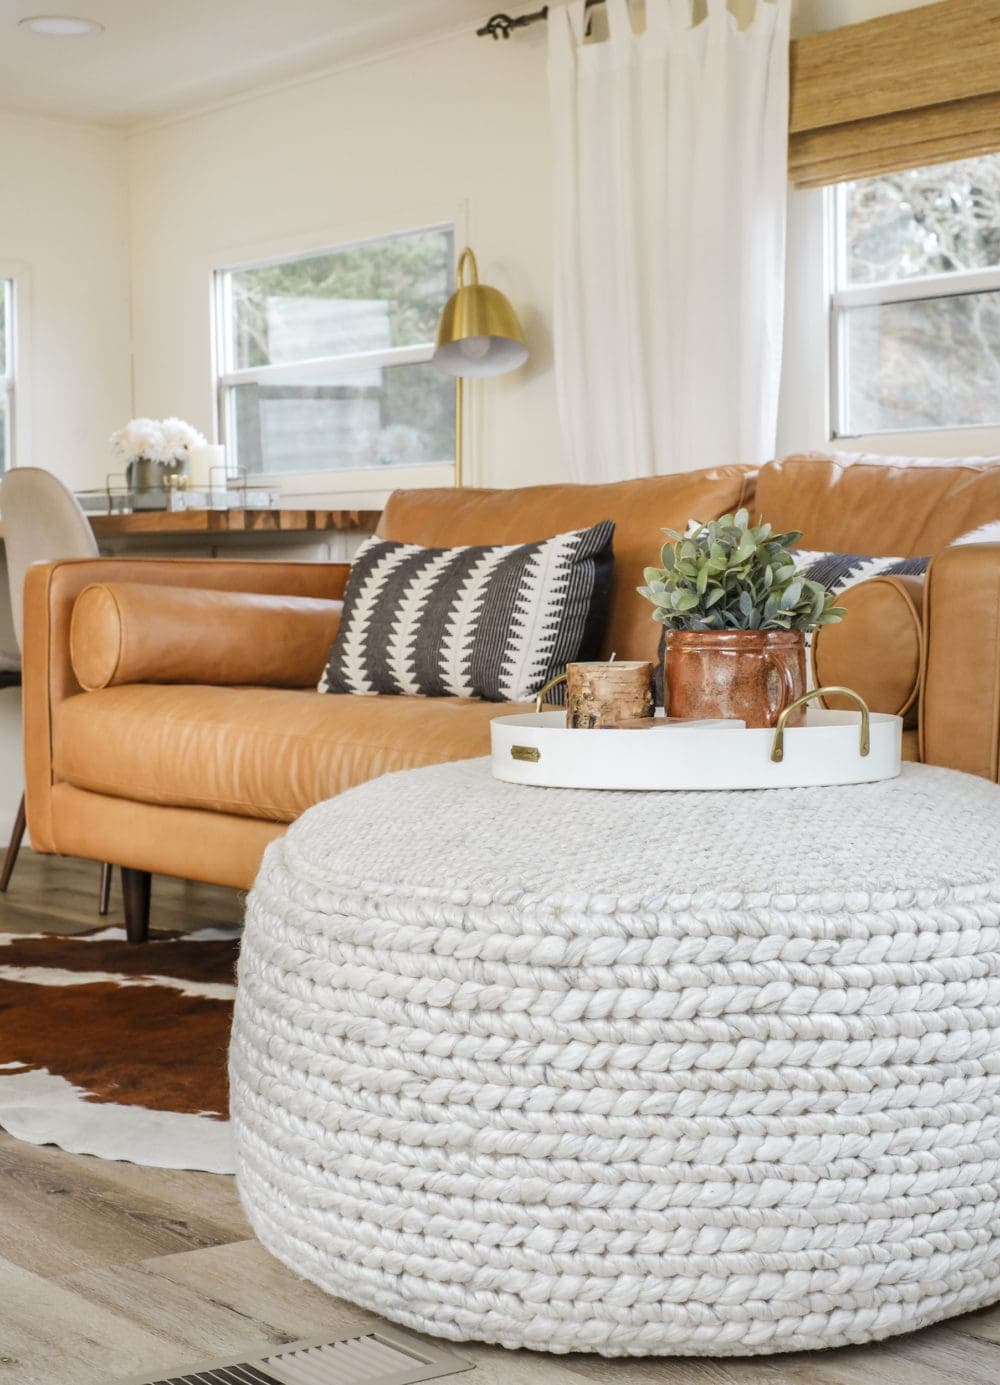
[662,630,807,729]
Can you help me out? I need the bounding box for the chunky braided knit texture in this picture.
[230,760,1000,1356]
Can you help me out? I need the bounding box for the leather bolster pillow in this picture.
[811,574,924,729]
[70,581,342,691]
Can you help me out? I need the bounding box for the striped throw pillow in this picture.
[319,521,615,701]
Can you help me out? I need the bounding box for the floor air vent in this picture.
[119,1329,473,1385]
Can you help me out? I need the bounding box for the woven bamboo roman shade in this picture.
[789,0,1000,187]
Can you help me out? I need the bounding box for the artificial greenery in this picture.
[638,509,846,632]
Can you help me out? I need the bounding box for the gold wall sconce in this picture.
[433,246,528,487]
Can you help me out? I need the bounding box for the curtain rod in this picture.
[476,1,604,41]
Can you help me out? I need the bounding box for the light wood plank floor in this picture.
[2,850,1000,1385]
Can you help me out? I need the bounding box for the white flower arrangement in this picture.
[110,417,207,465]
[110,417,167,464]
[160,416,207,461]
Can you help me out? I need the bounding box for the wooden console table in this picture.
[0,507,382,578]
[0,507,381,541]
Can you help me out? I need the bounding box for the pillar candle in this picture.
[188,444,226,491]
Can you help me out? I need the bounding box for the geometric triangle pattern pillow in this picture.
[790,549,930,593]
[952,519,1000,546]
[319,520,615,702]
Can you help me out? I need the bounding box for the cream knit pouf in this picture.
[230,759,1000,1357]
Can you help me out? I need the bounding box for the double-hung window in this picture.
[215,225,455,478]
[830,154,1000,438]
[0,280,13,471]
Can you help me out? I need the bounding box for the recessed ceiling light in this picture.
[18,14,104,37]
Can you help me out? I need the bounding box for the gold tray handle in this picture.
[770,686,871,764]
[534,672,568,715]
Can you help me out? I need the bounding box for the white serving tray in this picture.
[491,708,902,791]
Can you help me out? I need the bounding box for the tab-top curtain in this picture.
[548,0,790,481]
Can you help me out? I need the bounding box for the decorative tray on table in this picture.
[491,688,902,792]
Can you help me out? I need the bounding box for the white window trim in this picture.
[1,278,14,468]
[213,220,457,494]
[830,181,1000,442]
[0,269,30,472]
[833,265,1000,310]
[777,183,1000,460]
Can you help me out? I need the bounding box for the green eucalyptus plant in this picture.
[638,509,846,632]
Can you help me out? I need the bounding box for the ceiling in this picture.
[0,0,944,128]
[0,0,498,126]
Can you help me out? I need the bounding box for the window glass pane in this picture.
[229,227,453,368]
[841,290,1000,434]
[844,155,1000,285]
[0,284,6,377]
[229,361,454,475]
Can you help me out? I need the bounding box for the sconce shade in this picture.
[433,247,528,378]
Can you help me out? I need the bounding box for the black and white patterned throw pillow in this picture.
[952,520,1000,546]
[791,550,930,593]
[319,521,615,701]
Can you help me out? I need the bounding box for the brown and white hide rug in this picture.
[0,926,240,1172]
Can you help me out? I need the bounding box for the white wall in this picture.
[0,111,132,838]
[0,110,131,493]
[126,27,559,502]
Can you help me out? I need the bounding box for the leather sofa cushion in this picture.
[811,574,924,727]
[377,468,755,667]
[54,686,527,822]
[757,453,1000,556]
[52,684,923,829]
[70,582,341,691]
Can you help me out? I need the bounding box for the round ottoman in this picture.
[230,759,1000,1357]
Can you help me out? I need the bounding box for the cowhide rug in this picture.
[0,926,239,1172]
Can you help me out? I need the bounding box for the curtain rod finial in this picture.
[476,7,549,40]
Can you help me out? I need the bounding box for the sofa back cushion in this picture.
[757,452,1000,557]
[377,468,755,663]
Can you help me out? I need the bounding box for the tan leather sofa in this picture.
[21,453,1000,939]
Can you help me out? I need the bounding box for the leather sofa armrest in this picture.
[22,557,351,853]
[921,543,1000,780]
[70,582,342,691]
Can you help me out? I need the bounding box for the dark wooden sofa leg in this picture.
[0,794,26,893]
[121,867,151,943]
[98,862,112,916]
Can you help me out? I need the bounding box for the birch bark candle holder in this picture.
[566,660,654,728]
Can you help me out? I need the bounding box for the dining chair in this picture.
[0,467,112,913]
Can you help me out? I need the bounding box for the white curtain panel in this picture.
[548,0,790,481]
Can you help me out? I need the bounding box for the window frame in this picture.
[0,277,14,470]
[212,222,455,486]
[829,179,1000,440]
